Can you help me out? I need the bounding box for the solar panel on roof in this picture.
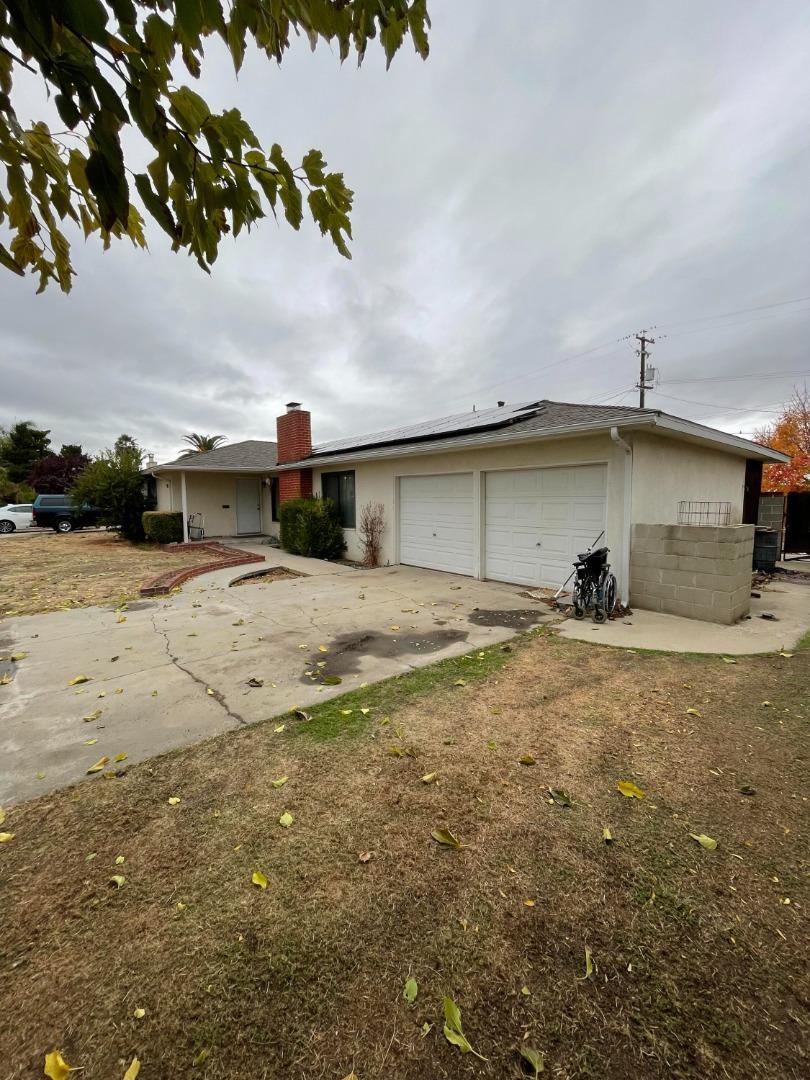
[311,400,548,456]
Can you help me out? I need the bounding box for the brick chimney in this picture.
[276,401,313,501]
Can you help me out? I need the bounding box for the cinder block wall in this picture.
[757,493,785,529]
[630,524,754,624]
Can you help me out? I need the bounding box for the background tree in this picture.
[59,443,84,458]
[71,435,148,541]
[0,1,430,293]
[181,433,227,455]
[755,387,810,493]
[27,449,91,493]
[0,419,51,482]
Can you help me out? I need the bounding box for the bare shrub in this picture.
[358,501,386,568]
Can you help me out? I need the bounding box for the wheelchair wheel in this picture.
[604,573,617,615]
[573,604,586,620]
[593,606,607,624]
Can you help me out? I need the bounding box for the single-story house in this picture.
[149,399,788,622]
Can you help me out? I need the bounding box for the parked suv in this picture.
[32,494,102,533]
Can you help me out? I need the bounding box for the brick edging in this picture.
[140,543,265,596]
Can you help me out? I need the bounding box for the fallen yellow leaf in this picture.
[84,738,98,746]
[390,625,401,631]
[114,752,128,763]
[279,811,294,828]
[123,1057,140,1080]
[0,807,4,825]
[68,675,90,686]
[86,756,110,774]
[110,874,126,888]
[115,855,125,865]
[0,832,14,843]
[271,776,288,788]
[686,707,702,717]
[44,1050,75,1080]
[617,780,645,799]
[690,833,718,850]
[252,870,268,889]
[82,709,102,722]
[318,644,328,652]
[133,1007,146,1019]
[168,796,181,805]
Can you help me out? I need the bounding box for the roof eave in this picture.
[152,464,276,473]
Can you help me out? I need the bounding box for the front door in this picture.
[236,478,262,534]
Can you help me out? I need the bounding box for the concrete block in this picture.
[629,564,661,584]
[693,572,735,592]
[642,581,678,600]
[660,568,696,587]
[662,598,722,623]
[633,594,662,612]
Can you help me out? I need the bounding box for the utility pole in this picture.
[635,331,656,407]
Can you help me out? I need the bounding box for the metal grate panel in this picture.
[677,501,732,526]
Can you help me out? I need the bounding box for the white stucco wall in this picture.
[630,433,746,525]
[153,471,279,538]
[312,432,629,581]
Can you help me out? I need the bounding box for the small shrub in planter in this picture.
[142,511,184,544]
[279,497,345,559]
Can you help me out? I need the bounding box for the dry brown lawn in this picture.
[1,631,808,1080]
[0,532,216,615]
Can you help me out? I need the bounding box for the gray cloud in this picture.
[1,0,809,461]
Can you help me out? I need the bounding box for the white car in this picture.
[0,503,34,533]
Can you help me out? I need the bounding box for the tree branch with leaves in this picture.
[0,0,430,292]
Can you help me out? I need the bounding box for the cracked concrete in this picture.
[0,549,557,804]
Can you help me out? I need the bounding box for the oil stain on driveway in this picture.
[0,553,553,804]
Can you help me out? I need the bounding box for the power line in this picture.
[657,293,810,331]
[651,390,784,414]
[663,369,809,386]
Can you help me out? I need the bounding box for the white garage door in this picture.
[399,473,475,575]
[485,465,607,587]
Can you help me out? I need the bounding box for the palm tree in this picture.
[180,433,227,456]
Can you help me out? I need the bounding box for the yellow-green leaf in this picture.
[252,870,268,889]
[403,977,418,1004]
[431,828,462,850]
[519,1044,545,1076]
[115,855,125,865]
[0,832,14,843]
[133,1007,146,1019]
[616,780,645,799]
[721,656,737,664]
[602,827,613,844]
[519,754,536,766]
[68,675,90,685]
[87,756,109,774]
[114,752,128,763]
[421,772,437,783]
[193,1048,210,1067]
[110,874,126,888]
[690,833,718,850]
[82,709,102,722]
[686,707,702,717]
[10,651,27,661]
[577,946,595,981]
[44,1050,75,1080]
[279,811,293,828]
[123,1057,141,1080]
[168,796,181,805]
[271,776,288,788]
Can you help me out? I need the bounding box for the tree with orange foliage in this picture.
[755,387,810,493]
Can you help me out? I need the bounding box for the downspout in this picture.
[610,427,632,606]
[180,470,189,544]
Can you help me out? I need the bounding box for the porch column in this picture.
[180,470,189,543]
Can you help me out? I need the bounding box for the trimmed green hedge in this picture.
[142,510,184,544]
[279,497,345,559]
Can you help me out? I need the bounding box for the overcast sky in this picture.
[1,0,809,462]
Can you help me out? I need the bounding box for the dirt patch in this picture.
[468,607,548,628]
[1,635,807,1079]
[0,532,217,617]
[230,566,306,587]
[301,627,469,683]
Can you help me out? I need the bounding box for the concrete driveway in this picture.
[0,549,555,804]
